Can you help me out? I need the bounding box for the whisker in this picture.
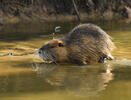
[45,51,49,60]
[44,51,48,60]
[46,50,53,61]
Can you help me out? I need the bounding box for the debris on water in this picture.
[106,69,111,73]
[55,26,61,32]
[52,32,55,35]
[52,26,61,39]
[8,53,14,56]
[52,32,55,39]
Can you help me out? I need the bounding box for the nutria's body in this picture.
[39,23,115,65]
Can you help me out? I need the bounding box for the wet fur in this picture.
[39,23,115,65]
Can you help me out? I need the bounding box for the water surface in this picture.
[0,21,131,100]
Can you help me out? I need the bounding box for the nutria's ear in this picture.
[58,42,64,47]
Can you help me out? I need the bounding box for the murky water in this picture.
[0,21,131,100]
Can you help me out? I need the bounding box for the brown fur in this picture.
[39,23,115,65]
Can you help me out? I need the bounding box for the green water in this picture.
[0,21,131,100]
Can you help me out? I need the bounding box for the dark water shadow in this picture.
[0,20,131,42]
[0,22,77,42]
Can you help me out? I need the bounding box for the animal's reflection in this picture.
[32,63,113,97]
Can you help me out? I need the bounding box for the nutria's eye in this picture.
[58,43,64,47]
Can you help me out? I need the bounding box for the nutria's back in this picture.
[63,24,115,64]
[39,23,115,65]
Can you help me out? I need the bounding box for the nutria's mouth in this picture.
[38,49,54,62]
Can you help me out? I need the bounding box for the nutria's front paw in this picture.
[98,58,107,63]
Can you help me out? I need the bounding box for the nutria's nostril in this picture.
[38,50,42,54]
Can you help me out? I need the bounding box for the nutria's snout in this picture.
[38,48,43,59]
[38,48,43,55]
[38,44,51,61]
[38,45,46,55]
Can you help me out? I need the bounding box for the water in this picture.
[0,21,131,100]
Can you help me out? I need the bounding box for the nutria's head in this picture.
[38,39,68,63]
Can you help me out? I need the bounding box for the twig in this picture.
[72,0,81,22]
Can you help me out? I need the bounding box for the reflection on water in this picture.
[32,63,113,97]
[0,21,131,100]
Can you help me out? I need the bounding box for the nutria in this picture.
[38,23,115,65]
